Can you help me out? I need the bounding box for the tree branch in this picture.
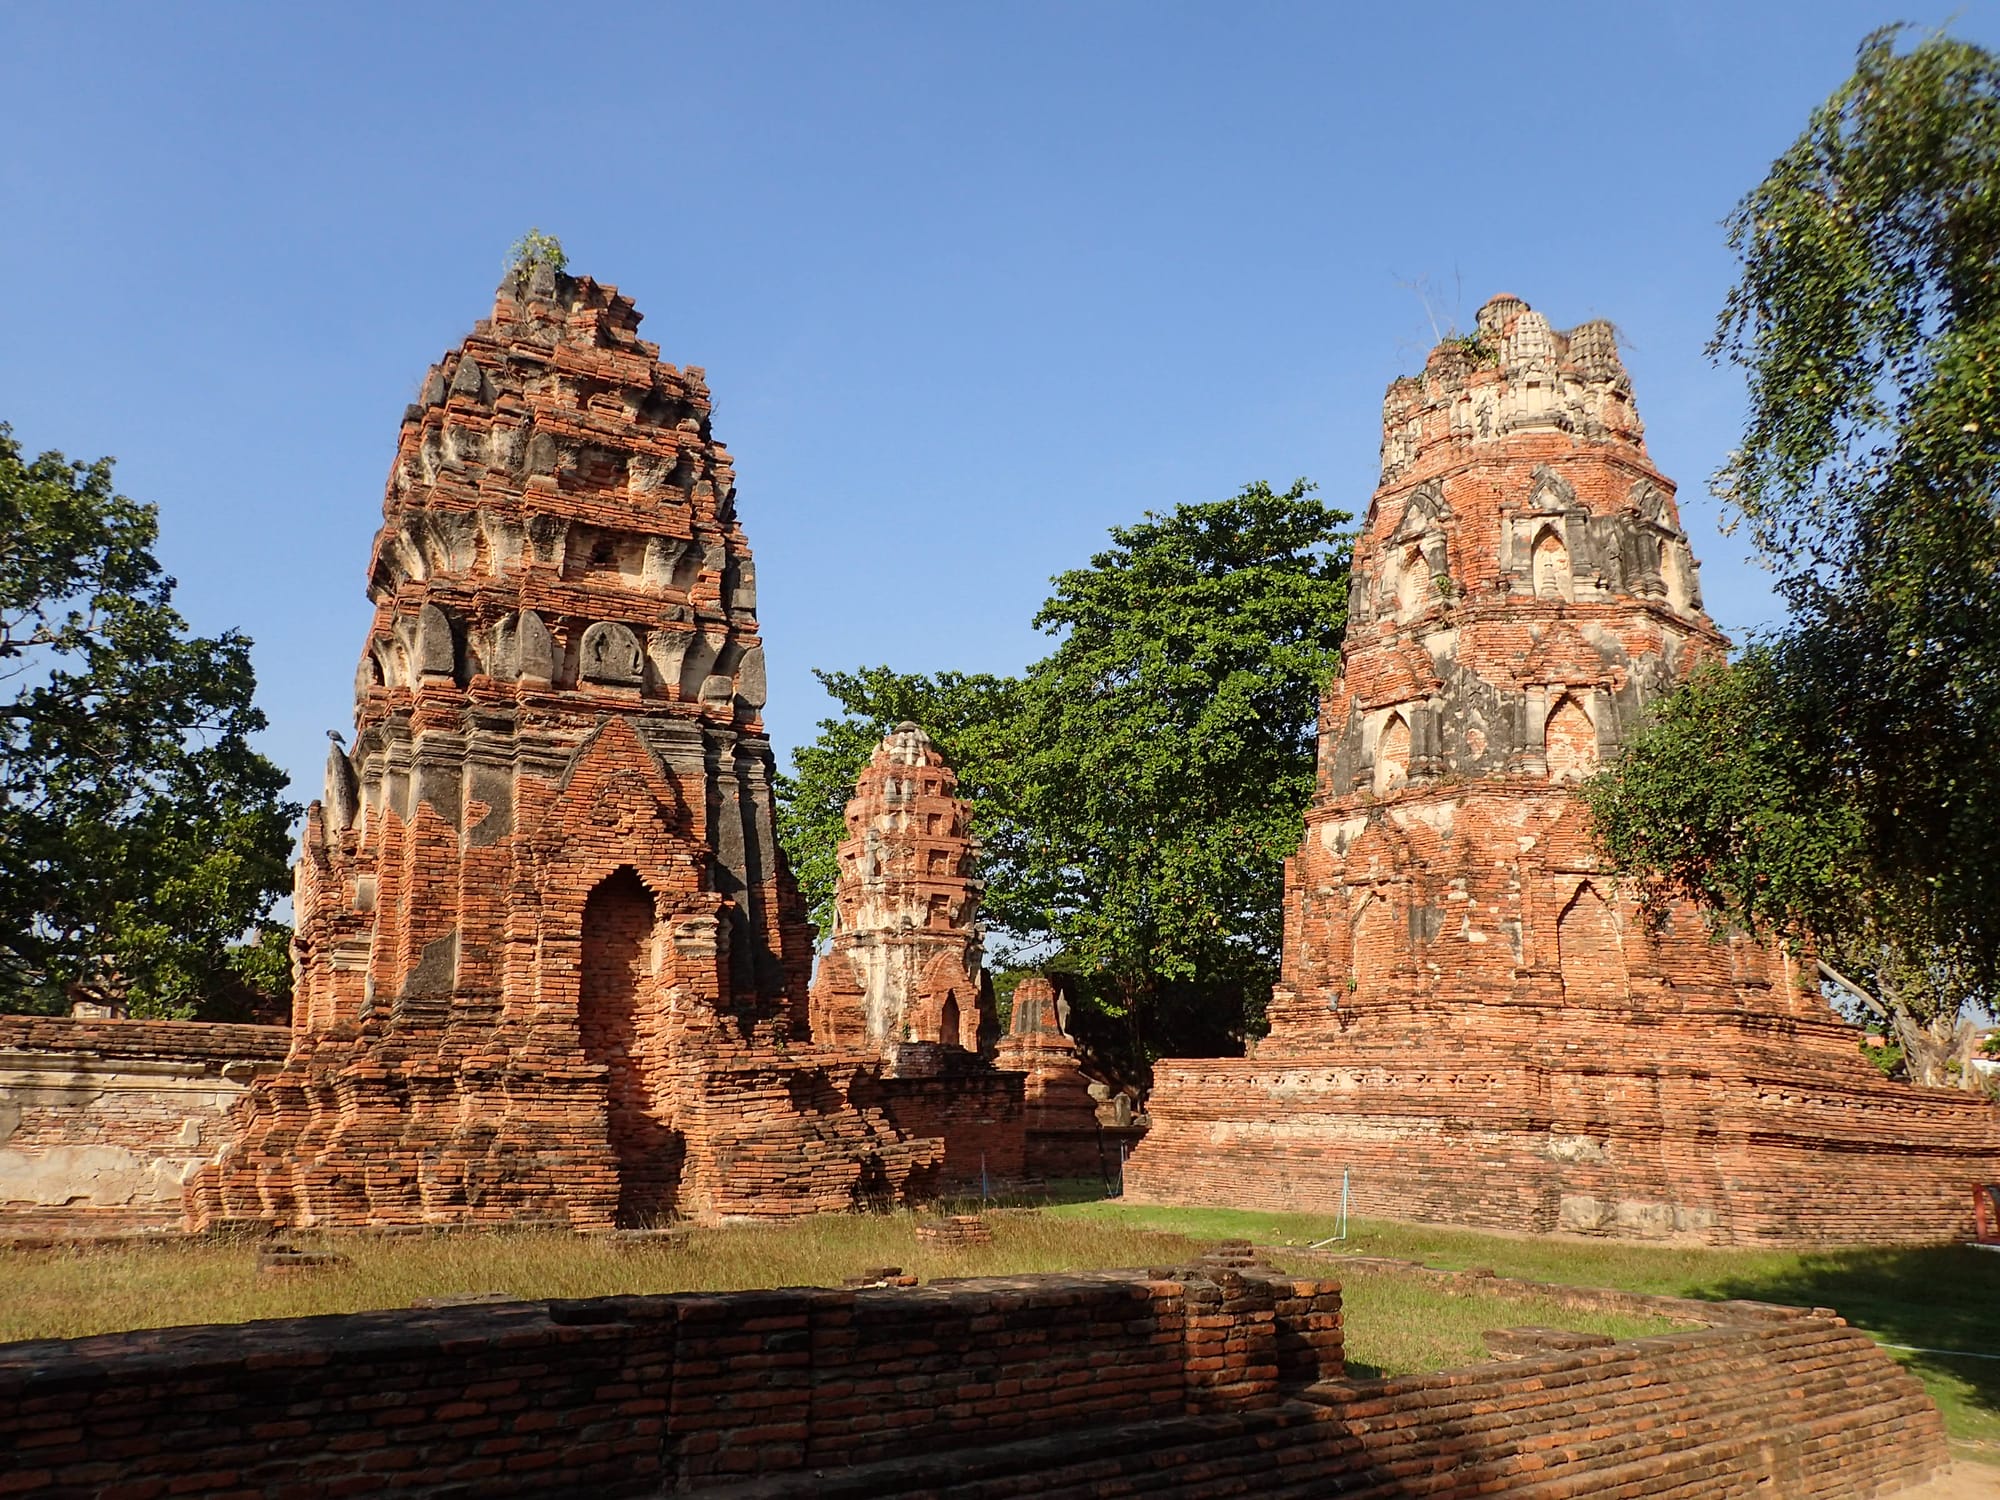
[1818,957,1891,1018]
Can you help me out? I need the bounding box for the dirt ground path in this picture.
[1899,1462,2000,1497]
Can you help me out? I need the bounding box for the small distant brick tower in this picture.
[188,264,943,1230]
[808,724,990,1058]
[805,725,1026,1184]
[1125,295,2000,1244]
[994,975,1107,1178]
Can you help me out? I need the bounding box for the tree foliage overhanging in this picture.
[0,426,298,1019]
[1584,26,2000,1084]
[776,479,1352,1085]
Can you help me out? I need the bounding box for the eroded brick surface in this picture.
[995,976,1113,1178]
[0,1018,287,1231]
[808,725,989,1057]
[185,268,948,1231]
[1124,295,2000,1244]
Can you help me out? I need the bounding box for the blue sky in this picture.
[3,2,1988,811]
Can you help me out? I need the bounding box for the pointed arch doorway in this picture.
[578,867,682,1225]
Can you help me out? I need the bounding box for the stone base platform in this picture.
[1124,1003,2000,1245]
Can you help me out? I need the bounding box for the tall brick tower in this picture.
[188,264,944,1229]
[806,725,1025,1185]
[1123,295,2000,1244]
[808,724,989,1057]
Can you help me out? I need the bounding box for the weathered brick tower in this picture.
[806,724,1025,1183]
[808,724,990,1056]
[1124,295,2000,1244]
[188,264,944,1229]
[994,975,1114,1178]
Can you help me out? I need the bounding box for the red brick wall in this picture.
[0,1267,1339,1496]
[0,1271,1945,1499]
[873,1073,1026,1186]
[714,1318,1945,1499]
[0,1018,288,1232]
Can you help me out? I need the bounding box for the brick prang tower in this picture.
[1123,295,2000,1245]
[189,264,945,1230]
[994,975,1117,1178]
[807,723,990,1059]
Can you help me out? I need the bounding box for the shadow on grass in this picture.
[1705,1243,2000,1449]
[934,1178,1121,1213]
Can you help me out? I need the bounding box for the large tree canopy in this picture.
[776,479,1351,1084]
[0,426,298,1019]
[1585,27,2000,1085]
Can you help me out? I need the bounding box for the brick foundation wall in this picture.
[0,1266,1340,1496]
[0,1018,288,1232]
[0,1267,1944,1499]
[874,1073,1025,1187]
[706,1318,1945,1499]
[1125,1023,2000,1244]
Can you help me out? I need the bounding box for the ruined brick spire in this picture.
[1125,295,2000,1244]
[1315,292,1721,819]
[808,723,988,1058]
[1263,293,1737,1039]
[187,267,961,1231]
[994,975,1106,1175]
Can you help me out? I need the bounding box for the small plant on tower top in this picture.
[507,228,568,284]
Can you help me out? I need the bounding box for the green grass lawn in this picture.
[2,1201,1992,1460]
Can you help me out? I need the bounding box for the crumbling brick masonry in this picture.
[187,268,956,1231]
[1124,295,2000,1244]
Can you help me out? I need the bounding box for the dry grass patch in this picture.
[0,1208,1690,1377]
[0,1211,1206,1345]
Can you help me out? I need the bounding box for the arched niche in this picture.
[415,602,456,679]
[1374,712,1411,795]
[1557,881,1629,1005]
[1350,894,1394,1002]
[1544,695,1597,783]
[576,867,679,1226]
[1394,543,1428,617]
[1532,524,1572,601]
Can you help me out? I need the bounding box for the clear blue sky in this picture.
[3,3,1986,813]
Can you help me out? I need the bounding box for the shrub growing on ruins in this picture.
[778,479,1351,1084]
[507,227,567,280]
[0,426,298,1019]
[1586,26,2000,1084]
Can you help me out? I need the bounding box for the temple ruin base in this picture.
[1125,1003,2000,1245]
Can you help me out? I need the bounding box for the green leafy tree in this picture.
[0,426,299,1019]
[1586,27,2000,1084]
[1000,480,1350,1079]
[777,480,1351,1086]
